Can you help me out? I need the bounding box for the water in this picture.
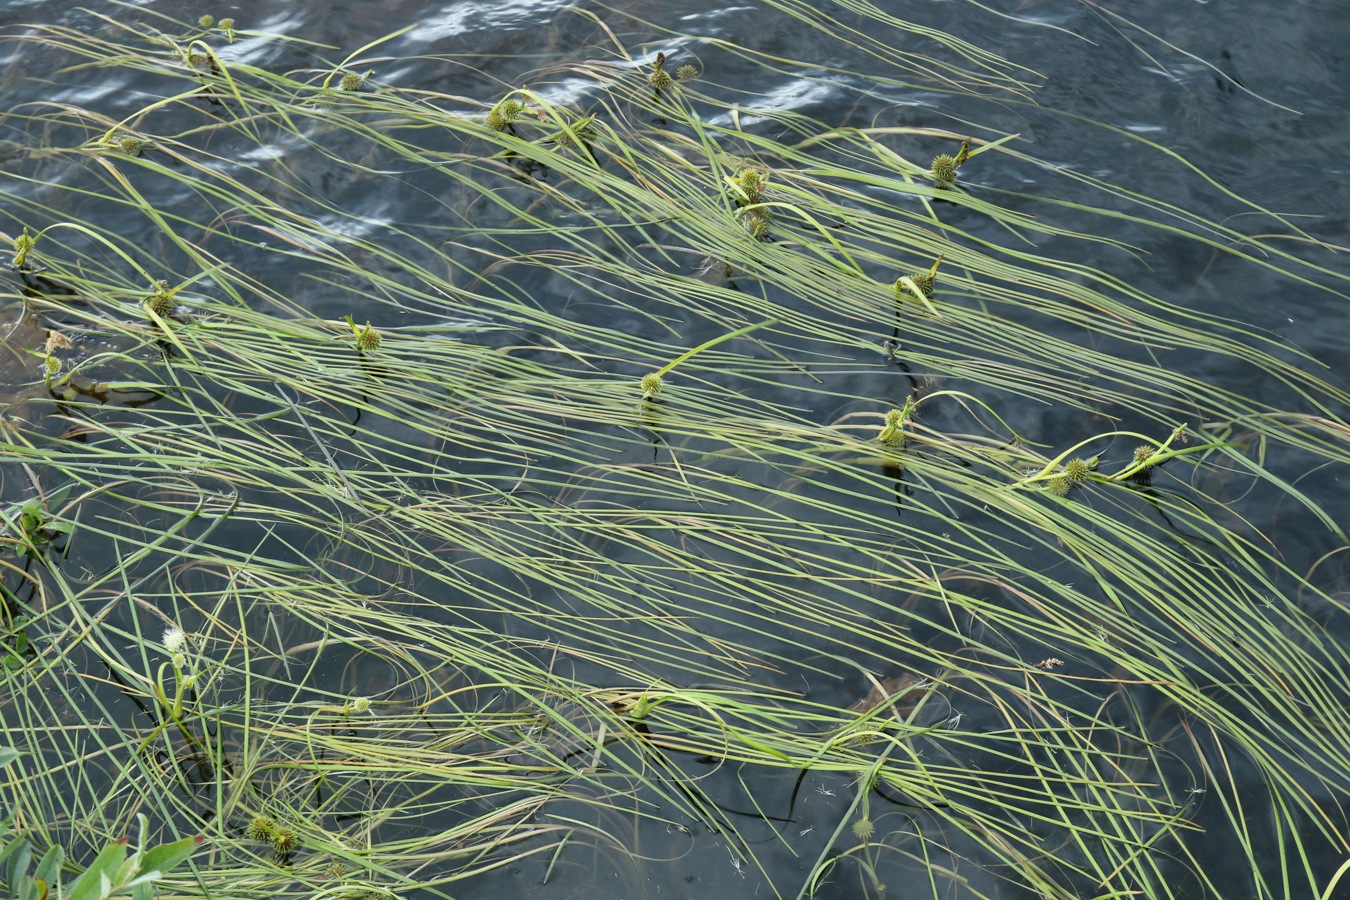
[2,2,1348,898]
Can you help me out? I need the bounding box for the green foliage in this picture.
[0,3,1346,899]
[0,486,73,561]
[2,615,31,673]
[0,754,200,900]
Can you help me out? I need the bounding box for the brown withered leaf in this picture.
[848,673,923,722]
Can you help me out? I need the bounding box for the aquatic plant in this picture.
[0,774,201,900]
[0,2,1346,899]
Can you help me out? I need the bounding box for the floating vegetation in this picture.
[0,3,1347,900]
[930,137,971,187]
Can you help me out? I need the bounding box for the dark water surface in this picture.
[3,1,1349,898]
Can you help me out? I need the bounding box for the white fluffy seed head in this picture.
[163,625,187,655]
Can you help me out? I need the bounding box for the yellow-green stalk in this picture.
[640,318,776,400]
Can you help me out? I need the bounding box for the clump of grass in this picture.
[0,5,1347,900]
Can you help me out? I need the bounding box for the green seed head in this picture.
[1130,444,1157,483]
[550,116,595,149]
[640,372,663,399]
[354,322,381,352]
[676,64,699,81]
[339,72,363,92]
[739,207,771,239]
[498,99,522,122]
[649,68,672,89]
[897,272,934,302]
[12,226,36,267]
[730,167,765,205]
[913,272,935,297]
[878,405,909,443]
[117,135,152,156]
[1046,476,1071,497]
[145,281,176,317]
[930,153,957,185]
[1063,457,1093,483]
[851,817,876,841]
[198,14,215,28]
[271,826,297,855]
[218,18,235,40]
[247,813,277,841]
[349,696,371,714]
[187,51,209,70]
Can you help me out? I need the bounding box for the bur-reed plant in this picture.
[0,2,1347,899]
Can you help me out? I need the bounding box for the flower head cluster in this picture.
[896,255,942,305]
[878,406,908,444]
[851,817,876,841]
[144,280,177,317]
[486,98,523,132]
[551,116,596,149]
[640,372,663,399]
[737,207,770,239]
[898,270,934,301]
[163,625,188,655]
[11,226,37,270]
[271,826,296,855]
[930,153,957,184]
[648,51,673,91]
[1129,444,1158,484]
[728,167,767,206]
[247,813,276,841]
[117,135,153,157]
[1063,457,1095,484]
[352,321,381,352]
[930,138,971,188]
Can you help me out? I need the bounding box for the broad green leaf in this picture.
[0,834,28,873]
[64,838,127,900]
[33,845,63,886]
[134,835,202,879]
[19,875,49,900]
